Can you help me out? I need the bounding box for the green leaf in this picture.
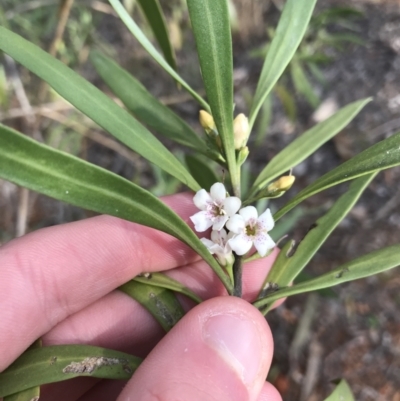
[250,98,371,196]
[134,272,202,304]
[90,51,209,156]
[0,345,141,397]
[136,0,176,70]
[4,341,41,401]
[4,386,40,401]
[120,280,184,331]
[262,173,376,299]
[290,58,320,108]
[274,131,400,221]
[255,94,272,146]
[249,0,318,129]
[254,244,400,310]
[0,26,199,192]
[0,124,233,294]
[185,154,219,190]
[274,84,297,122]
[323,380,355,401]
[108,0,208,110]
[186,0,237,194]
[307,61,327,85]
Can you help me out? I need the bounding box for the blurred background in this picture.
[1,0,400,399]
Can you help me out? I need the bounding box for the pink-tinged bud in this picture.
[233,113,249,149]
[267,175,295,192]
[199,110,216,132]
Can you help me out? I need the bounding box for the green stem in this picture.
[231,164,241,198]
[232,255,243,297]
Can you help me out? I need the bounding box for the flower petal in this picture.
[212,215,229,231]
[190,211,212,232]
[258,208,274,231]
[228,234,253,255]
[223,196,241,216]
[239,206,258,222]
[193,189,212,210]
[254,233,275,257]
[211,229,227,243]
[210,182,226,201]
[200,237,215,250]
[226,214,245,234]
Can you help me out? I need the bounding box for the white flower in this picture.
[190,183,241,232]
[226,206,275,257]
[201,229,234,266]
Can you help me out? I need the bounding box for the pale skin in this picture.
[1,193,283,401]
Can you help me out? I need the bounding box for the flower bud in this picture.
[233,113,249,149]
[267,175,295,193]
[199,110,216,132]
[237,146,249,166]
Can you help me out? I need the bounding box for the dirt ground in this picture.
[260,1,400,399]
[1,0,400,399]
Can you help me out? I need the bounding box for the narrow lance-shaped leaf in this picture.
[120,280,185,332]
[249,98,371,196]
[0,124,233,294]
[323,380,355,401]
[261,173,376,300]
[4,386,40,401]
[274,131,400,221]
[136,0,176,70]
[274,84,297,122]
[186,0,237,194]
[249,0,318,129]
[90,51,210,156]
[0,26,199,191]
[185,154,220,191]
[290,58,320,108]
[108,0,208,110]
[134,272,202,304]
[4,340,42,401]
[254,244,400,310]
[0,345,141,397]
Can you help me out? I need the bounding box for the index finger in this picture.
[1,193,199,371]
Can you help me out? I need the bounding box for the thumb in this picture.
[117,297,275,401]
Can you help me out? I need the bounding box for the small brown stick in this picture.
[16,187,30,237]
[40,109,143,165]
[4,55,40,236]
[300,339,323,401]
[34,0,75,127]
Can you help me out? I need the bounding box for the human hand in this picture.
[1,193,282,401]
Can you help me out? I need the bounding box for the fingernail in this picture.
[203,313,262,385]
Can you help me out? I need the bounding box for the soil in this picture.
[1,0,400,400]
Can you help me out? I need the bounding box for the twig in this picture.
[4,55,40,236]
[39,109,143,166]
[300,340,323,401]
[3,55,41,140]
[5,0,115,20]
[368,117,400,138]
[0,100,73,121]
[16,188,30,238]
[289,294,319,385]
[35,0,75,110]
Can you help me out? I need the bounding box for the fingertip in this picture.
[242,247,280,302]
[257,381,283,401]
[118,297,274,401]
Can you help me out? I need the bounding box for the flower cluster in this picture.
[190,183,276,266]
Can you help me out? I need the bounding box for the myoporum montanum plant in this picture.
[0,0,400,399]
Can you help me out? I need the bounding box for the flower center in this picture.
[245,224,256,237]
[211,202,226,217]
